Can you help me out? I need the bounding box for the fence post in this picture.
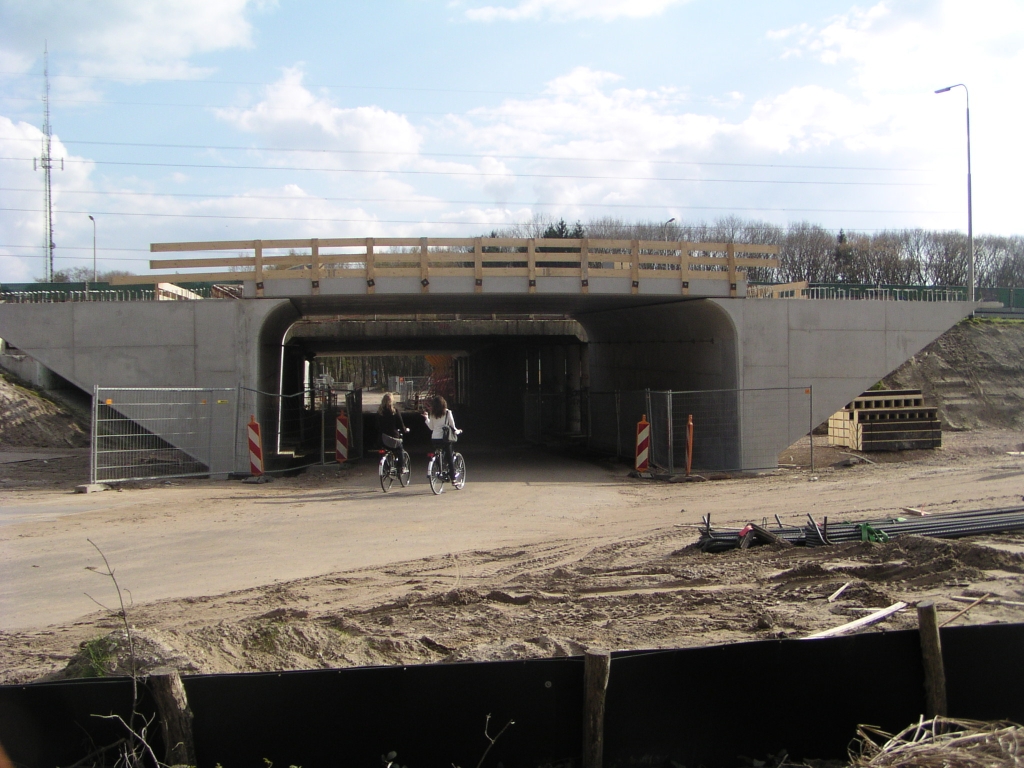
[233,385,241,475]
[90,385,98,484]
[666,392,674,473]
[150,670,196,766]
[809,385,814,471]
[206,391,214,475]
[583,650,611,768]
[644,389,652,467]
[614,392,621,459]
[917,601,947,718]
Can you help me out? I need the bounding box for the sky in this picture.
[0,0,1022,282]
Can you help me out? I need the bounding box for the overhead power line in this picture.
[0,137,932,173]
[0,207,944,230]
[0,188,950,215]
[0,71,538,97]
[0,157,932,186]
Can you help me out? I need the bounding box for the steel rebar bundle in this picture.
[698,505,1024,552]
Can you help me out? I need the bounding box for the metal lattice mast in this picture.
[34,44,60,282]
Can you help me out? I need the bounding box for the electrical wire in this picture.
[2,206,949,227]
[0,137,933,173]
[0,156,932,186]
[0,71,539,97]
[0,188,949,215]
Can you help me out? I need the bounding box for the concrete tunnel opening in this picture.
[265,297,741,468]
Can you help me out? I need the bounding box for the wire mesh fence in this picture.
[92,385,363,483]
[586,387,813,473]
[91,387,238,483]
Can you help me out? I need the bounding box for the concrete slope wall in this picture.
[0,299,299,475]
[718,299,975,468]
[0,299,296,393]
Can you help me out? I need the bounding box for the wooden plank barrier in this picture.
[107,237,780,294]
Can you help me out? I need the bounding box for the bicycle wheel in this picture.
[452,453,466,490]
[427,455,445,494]
[399,450,412,487]
[379,452,395,492]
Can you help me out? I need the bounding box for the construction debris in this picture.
[698,505,1024,552]
[803,602,907,639]
[851,717,1024,768]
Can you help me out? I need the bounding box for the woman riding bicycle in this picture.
[423,396,461,479]
[378,392,409,475]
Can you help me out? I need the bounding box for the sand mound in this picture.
[0,374,88,448]
[884,319,1024,430]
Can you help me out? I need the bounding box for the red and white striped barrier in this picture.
[248,415,264,476]
[635,414,650,472]
[335,411,350,463]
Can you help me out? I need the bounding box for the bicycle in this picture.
[427,437,465,495]
[378,438,411,492]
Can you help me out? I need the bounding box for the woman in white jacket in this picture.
[423,395,461,480]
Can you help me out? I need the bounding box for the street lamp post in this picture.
[934,83,973,302]
[664,217,675,241]
[88,215,96,284]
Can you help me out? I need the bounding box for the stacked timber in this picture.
[828,389,941,451]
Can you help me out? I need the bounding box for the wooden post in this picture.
[420,237,429,293]
[311,238,320,295]
[917,600,948,718]
[150,670,196,766]
[474,236,483,293]
[630,239,640,295]
[727,242,737,297]
[580,237,589,294]
[254,240,264,297]
[680,242,690,295]
[366,237,376,294]
[583,650,611,768]
[527,238,537,294]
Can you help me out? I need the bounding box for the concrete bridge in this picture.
[0,237,973,474]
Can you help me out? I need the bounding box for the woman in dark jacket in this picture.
[378,392,409,474]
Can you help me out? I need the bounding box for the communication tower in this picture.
[33,44,62,282]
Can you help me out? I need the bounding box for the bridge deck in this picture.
[110,236,778,299]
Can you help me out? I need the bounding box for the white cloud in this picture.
[215,67,422,170]
[462,0,688,22]
[0,0,261,79]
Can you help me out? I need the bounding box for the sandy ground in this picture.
[2,430,1024,685]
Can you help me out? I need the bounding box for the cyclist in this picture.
[378,392,409,475]
[422,395,461,480]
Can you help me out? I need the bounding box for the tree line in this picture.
[489,215,1024,288]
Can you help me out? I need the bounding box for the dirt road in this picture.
[2,431,1024,684]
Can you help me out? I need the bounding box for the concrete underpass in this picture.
[0,234,975,478]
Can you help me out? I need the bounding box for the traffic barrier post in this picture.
[336,411,350,463]
[635,414,650,472]
[248,415,264,476]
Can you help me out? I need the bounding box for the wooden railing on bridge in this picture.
[111,237,779,298]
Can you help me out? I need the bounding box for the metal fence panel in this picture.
[586,391,619,456]
[91,387,237,483]
[584,386,811,473]
[648,391,672,470]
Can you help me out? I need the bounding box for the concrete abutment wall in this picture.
[0,297,973,473]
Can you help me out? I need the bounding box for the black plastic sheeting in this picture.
[185,656,583,768]
[2,623,1022,768]
[603,623,1024,767]
[0,676,159,766]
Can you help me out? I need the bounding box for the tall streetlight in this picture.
[664,217,676,241]
[934,83,973,302]
[88,215,96,283]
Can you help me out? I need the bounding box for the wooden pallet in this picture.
[828,390,941,451]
